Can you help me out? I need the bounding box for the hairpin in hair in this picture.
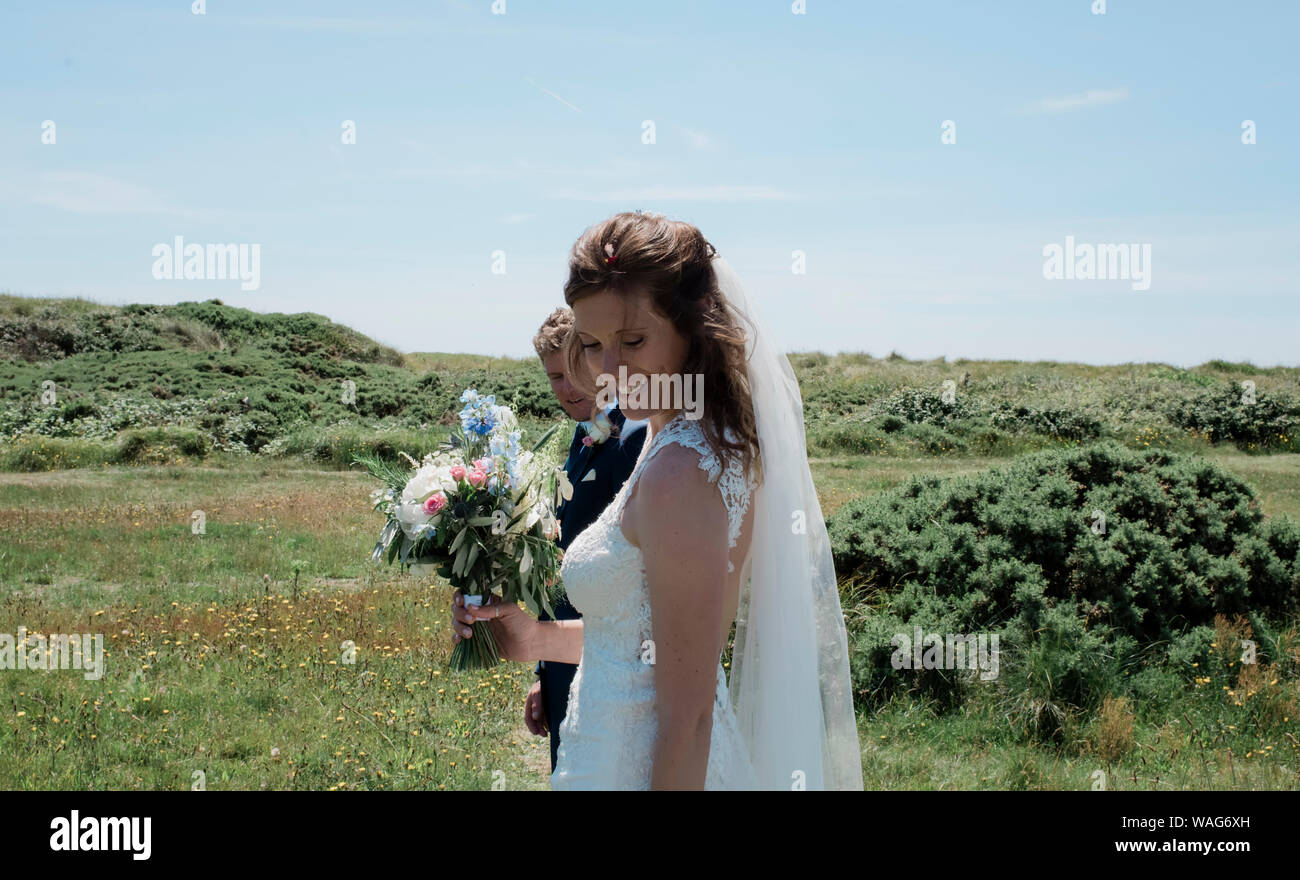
[604,242,617,265]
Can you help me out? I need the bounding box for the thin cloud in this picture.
[682,127,715,150]
[525,77,582,113]
[29,171,189,215]
[232,16,429,34]
[1024,87,1129,114]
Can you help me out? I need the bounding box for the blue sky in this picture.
[2,0,1296,366]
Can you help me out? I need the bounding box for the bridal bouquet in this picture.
[356,389,564,670]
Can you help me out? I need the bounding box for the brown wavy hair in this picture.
[562,211,760,480]
[532,306,573,358]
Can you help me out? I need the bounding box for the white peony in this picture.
[394,499,433,539]
[402,464,445,504]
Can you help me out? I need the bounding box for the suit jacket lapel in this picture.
[557,408,629,518]
[568,407,627,486]
[567,438,597,485]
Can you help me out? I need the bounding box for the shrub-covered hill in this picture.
[1,294,1298,469]
[0,294,403,365]
[0,295,561,461]
[794,353,1300,457]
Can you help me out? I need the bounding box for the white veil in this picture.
[713,254,864,791]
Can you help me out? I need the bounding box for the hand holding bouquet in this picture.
[357,389,564,670]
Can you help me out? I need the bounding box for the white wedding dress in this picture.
[550,412,760,790]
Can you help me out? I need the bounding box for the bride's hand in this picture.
[450,589,478,644]
[455,591,537,663]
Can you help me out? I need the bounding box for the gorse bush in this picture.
[870,388,974,427]
[828,443,1300,729]
[115,426,211,463]
[803,382,875,416]
[990,404,1102,442]
[1165,383,1300,450]
[830,442,1299,639]
[268,423,450,469]
[443,368,561,420]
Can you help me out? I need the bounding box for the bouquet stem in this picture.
[448,594,502,670]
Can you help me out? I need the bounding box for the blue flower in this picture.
[457,389,500,436]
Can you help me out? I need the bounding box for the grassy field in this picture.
[2,451,1297,790]
[0,461,552,790]
[2,297,1297,788]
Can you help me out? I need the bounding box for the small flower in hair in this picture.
[604,242,617,265]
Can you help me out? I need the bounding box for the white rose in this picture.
[395,499,433,539]
[402,465,440,503]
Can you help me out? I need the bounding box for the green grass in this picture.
[0,578,549,790]
[3,451,1298,789]
[0,459,555,790]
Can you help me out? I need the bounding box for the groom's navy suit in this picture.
[538,406,645,772]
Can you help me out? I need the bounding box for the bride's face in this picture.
[572,288,690,422]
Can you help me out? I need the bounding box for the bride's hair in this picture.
[563,211,760,480]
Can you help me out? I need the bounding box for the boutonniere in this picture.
[580,409,614,447]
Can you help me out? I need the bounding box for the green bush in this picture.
[804,383,874,416]
[829,443,1300,724]
[990,404,1102,442]
[1165,383,1300,449]
[265,424,450,470]
[806,419,895,456]
[0,436,113,471]
[441,368,561,419]
[900,421,965,455]
[114,427,211,463]
[871,387,973,427]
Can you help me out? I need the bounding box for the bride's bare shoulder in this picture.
[624,440,727,538]
[642,439,719,495]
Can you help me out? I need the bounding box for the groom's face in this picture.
[540,350,593,422]
[572,288,689,422]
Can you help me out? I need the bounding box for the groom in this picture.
[456,307,644,771]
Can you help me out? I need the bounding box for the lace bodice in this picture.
[549,413,759,790]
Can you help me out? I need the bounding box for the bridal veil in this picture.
[713,253,864,791]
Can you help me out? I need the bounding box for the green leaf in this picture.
[449,527,469,554]
[452,540,470,578]
[529,422,562,454]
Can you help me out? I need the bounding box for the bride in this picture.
[457,211,862,790]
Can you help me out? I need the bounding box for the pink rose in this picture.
[582,436,594,447]
[449,464,466,481]
[473,457,491,471]
[422,492,447,515]
[467,470,487,488]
